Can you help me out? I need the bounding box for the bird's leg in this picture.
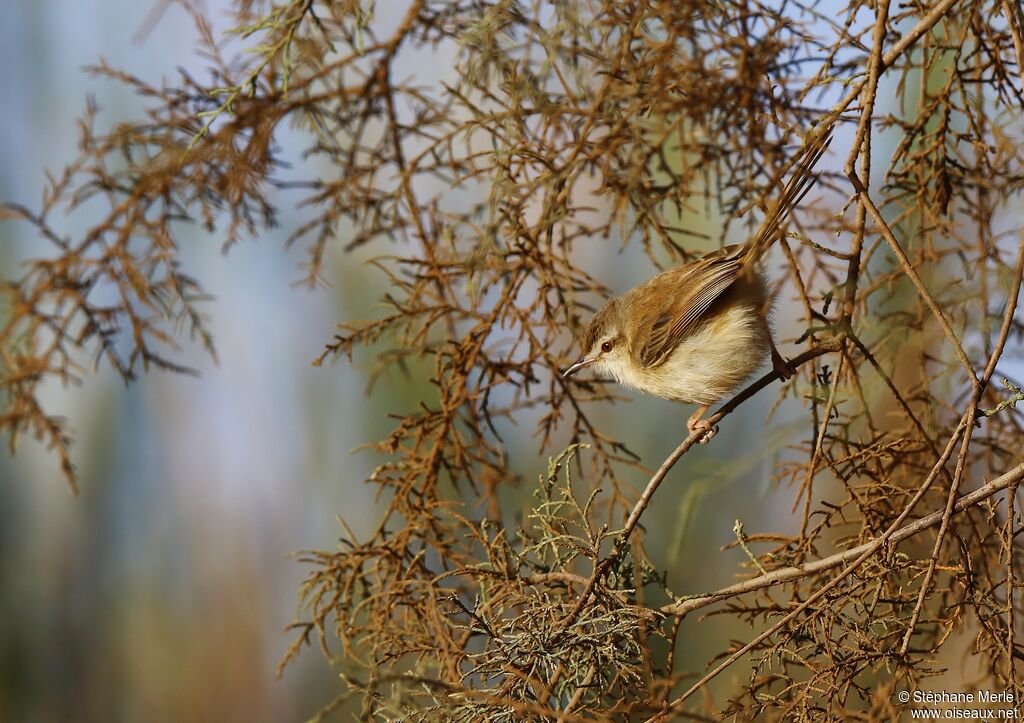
[769,334,795,381]
[757,292,794,382]
[687,404,717,444]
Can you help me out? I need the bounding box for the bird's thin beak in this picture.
[562,356,593,378]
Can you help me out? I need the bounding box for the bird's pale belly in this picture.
[615,303,771,406]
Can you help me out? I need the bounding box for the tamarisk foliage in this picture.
[4,0,1024,719]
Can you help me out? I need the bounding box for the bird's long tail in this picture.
[741,130,832,266]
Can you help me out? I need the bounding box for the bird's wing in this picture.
[629,245,745,368]
[627,133,832,369]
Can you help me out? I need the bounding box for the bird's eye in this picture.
[601,340,614,353]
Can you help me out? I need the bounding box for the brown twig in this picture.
[666,460,1024,618]
[651,412,975,719]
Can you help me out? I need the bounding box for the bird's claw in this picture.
[771,348,795,381]
[687,417,718,444]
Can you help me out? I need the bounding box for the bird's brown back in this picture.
[620,245,748,368]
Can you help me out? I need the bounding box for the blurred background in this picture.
[0,2,1015,722]
[0,2,382,720]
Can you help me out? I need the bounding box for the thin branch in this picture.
[651,412,974,718]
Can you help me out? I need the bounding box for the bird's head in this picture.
[562,300,629,381]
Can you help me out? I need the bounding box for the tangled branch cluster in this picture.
[4,0,1024,719]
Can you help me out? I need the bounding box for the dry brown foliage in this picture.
[4,0,1024,720]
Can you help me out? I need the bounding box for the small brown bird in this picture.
[563,136,829,441]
